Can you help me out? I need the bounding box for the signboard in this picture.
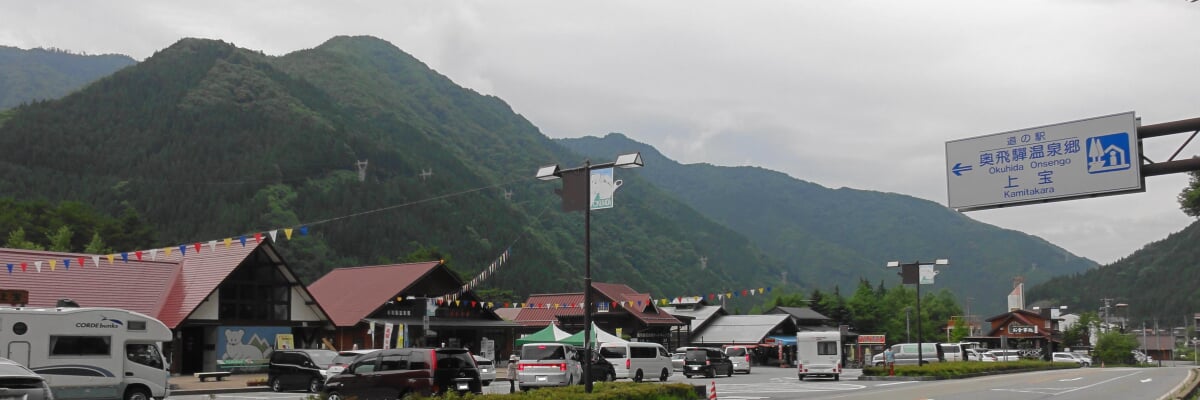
[0,289,28,305]
[918,265,938,285]
[217,326,289,371]
[858,335,886,345]
[589,167,623,210]
[946,112,1142,211]
[1009,325,1038,334]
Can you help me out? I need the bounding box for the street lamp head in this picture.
[536,164,561,181]
[935,259,950,265]
[614,152,643,168]
[886,261,900,268]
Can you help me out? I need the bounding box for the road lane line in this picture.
[1055,370,1144,396]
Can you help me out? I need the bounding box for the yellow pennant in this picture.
[284,228,294,240]
[49,260,57,271]
[163,247,172,257]
[454,300,461,307]
[107,254,115,264]
[224,238,232,247]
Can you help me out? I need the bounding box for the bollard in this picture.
[709,380,717,400]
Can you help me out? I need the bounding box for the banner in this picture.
[383,323,394,350]
[919,264,938,285]
[589,167,622,210]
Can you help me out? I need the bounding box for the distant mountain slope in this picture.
[0,37,785,302]
[561,133,1099,314]
[1029,219,1200,322]
[0,46,135,109]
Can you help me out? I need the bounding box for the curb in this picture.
[170,386,269,396]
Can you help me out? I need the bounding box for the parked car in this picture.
[682,347,733,378]
[724,345,752,374]
[474,355,496,386]
[597,342,673,382]
[0,357,53,400]
[1052,352,1089,367]
[1072,352,1093,365]
[584,350,617,382]
[269,348,338,393]
[327,349,377,377]
[671,352,686,371]
[871,343,944,366]
[979,351,998,362]
[986,349,1021,362]
[963,348,985,361]
[516,343,582,390]
[322,347,482,400]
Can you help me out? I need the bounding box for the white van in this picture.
[0,306,171,400]
[939,343,964,362]
[795,331,841,381]
[598,342,673,382]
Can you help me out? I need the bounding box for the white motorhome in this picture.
[795,331,841,381]
[0,307,171,400]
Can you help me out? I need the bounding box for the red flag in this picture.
[135,251,143,261]
[471,301,477,308]
[253,233,263,242]
[193,243,202,252]
[77,257,86,268]
[19,263,26,272]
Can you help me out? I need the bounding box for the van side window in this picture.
[630,346,656,359]
[658,346,669,357]
[817,341,838,356]
[379,354,409,371]
[599,347,625,359]
[50,336,111,356]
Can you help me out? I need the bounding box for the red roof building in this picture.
[967,308,1063,359]
[308,261,518,359]
[514,282,684,348]
[0,240,330,374]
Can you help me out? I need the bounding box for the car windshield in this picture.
[307,351,337,367]
[725,348,746,357]
[332,353,366,365]
[435,349,475,369]
[522,345,565,360]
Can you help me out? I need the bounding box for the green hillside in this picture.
[561,133,1099,314]
[1029,219,1200,323]
[0,37,785,303]
[0,46,136,110]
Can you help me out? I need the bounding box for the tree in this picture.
[1179,169,1200,217]
[46,225,72,252]
[83,232,110,254]
[848,279,884,334]
[950,318,970,342]
[1094,330,1138,364]
[5,228,43,250]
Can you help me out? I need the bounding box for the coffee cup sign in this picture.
[590,168,623,210]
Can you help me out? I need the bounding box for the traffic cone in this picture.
[709,380,718,400]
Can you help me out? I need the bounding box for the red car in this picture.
[322,347,482,399]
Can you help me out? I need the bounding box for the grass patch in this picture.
[862,360,1079,378]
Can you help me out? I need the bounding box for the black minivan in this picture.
[682,347,733,378]
[323,347,482,399]
[268,349,338,393]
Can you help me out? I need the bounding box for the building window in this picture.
[218,262,290,320]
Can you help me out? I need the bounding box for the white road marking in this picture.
[1059,377,1082,381]
[1141,378,1152,383]
[875,381,917,387]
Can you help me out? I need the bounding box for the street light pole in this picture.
[887,259,949,367]
[537,153,642,393]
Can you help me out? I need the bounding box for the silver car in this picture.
[473,355,496,386]
[0,357,53,400]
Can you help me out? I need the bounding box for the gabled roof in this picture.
[0,248,178,317]
[308,261,441,327]
[668,304,725,331]
[0,239,316,329]
[768,306,831,321]
[157,241,264,328]
[513,293,583,327]
[691,314,794,345]
[985,309,1050,337]
[592,282,683,326]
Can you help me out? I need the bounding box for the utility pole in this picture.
[1101,298,1114,332]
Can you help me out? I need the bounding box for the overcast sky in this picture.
[3,1,1198,266]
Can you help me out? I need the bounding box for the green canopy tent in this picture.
[514,324,573,347]
[560,323,628,347]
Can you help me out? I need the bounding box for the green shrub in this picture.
[862,360,1078,378]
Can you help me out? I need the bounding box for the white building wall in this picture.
[290,286,322,322]
[191,290,219,320]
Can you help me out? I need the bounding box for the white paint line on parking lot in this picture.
[1141,378,1152,383]
[874,381,917,387]
[716,382,866,394]
[1059,377,1082,381]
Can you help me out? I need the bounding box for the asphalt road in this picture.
[166,365,1194,400]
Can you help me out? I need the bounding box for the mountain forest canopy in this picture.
[2,35,1192,319]
[0,45,136,110]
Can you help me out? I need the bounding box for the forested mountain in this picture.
[1029,219,1200,323]
[0,37,784,303]
[561,134,1099,314]
[0,46,136,110]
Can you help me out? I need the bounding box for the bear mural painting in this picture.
[218,326,290,371]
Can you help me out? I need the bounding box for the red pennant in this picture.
[742,289,748,296]
[77,257,86,268]
[253,233,263,242]
[436,299,444,306]
[471,301,477,307]
[19,263,26,272]
[504,302,510,308]
[193,243,202,252]
[611,301,617,308]
[135,251,143,261]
